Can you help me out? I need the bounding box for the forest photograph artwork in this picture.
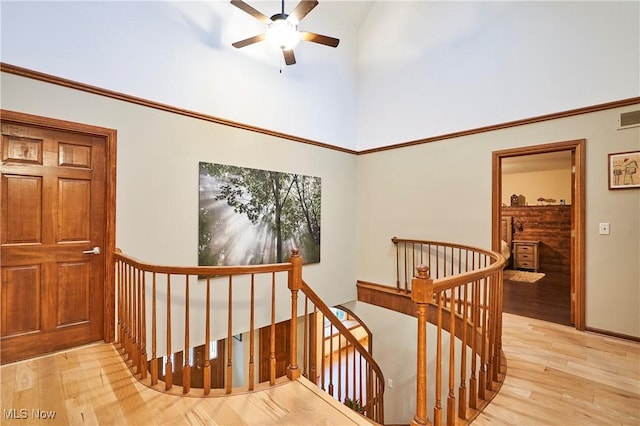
[199,162,321,266]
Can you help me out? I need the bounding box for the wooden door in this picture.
[190,340,225,389]
[1,119,107,363]
[259,320,290,382]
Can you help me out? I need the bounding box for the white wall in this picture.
[343,301,418,423]
[342,300,475,424]
[2,2,637,152]
[357,1,640,150]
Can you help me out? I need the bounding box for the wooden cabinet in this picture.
[513,240,540,272]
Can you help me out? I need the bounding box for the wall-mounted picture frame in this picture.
[608,150,640,189]
[199,162,321,266]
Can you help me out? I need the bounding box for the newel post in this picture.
[287,248,302,380]
[411,265,434,426]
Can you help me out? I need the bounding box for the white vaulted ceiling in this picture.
[1,1,638,151]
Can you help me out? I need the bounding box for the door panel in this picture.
[57,261,90,326]
[58,178,91,241]
[1,265,41,335]
[259,320,290,383]
[1,121,106,363]
[2,174,42,243]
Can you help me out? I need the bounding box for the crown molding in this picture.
[2,62,638,156]
[0,62,357,155]
[358,97,640,155]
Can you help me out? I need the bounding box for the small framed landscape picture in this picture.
[609,151,640,189]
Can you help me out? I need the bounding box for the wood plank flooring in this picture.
[502,270,572,326]
[0,344,374,425]
[2,314,638,425]
[474,313,640,425]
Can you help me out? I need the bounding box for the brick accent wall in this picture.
[502,205,572,274]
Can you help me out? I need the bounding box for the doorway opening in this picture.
[492,139,585,330]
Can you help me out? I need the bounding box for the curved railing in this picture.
[335,304,374,354]
[113,249,385,424]
[115,237,502,426]
[300,280,384,421]
[366,238,506,426]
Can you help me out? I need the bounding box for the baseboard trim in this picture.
[585,326,640,343]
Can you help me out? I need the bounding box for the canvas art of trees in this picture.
[199,162,321,266]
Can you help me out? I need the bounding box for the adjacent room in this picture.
[501,151,574,326]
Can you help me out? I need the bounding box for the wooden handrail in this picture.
[335,304,374,354]
[115,250,295,395]
[114,251,293,275]
[391,237,505,426]
[300,280,385,423]
[113,249,385,424]
[392,236,505,293]
[115,237,502,426]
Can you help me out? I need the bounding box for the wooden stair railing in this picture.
[359,238,506,426]
[396,237,505,426]
[114,248,385,424]
[114,248,297,395]
[335,304,375,354]
[299,280,385,423]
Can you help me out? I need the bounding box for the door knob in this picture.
[82,246,101,255]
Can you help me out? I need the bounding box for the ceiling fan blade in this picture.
[283,49,296,65]
[230,0,270,24]
[232,34,266,48]
[289,0,318,23]
[300,31,340,48]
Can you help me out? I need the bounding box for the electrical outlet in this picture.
[387,378,393,388]
[599,223,610,235]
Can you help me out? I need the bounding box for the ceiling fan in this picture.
[230,0,340,65]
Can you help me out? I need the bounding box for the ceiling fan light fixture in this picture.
[231,0,338,65]
[266,16,300,50]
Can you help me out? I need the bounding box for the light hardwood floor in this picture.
[474,313,640,425]
[1,314,638,425]
[0,344,373,425]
